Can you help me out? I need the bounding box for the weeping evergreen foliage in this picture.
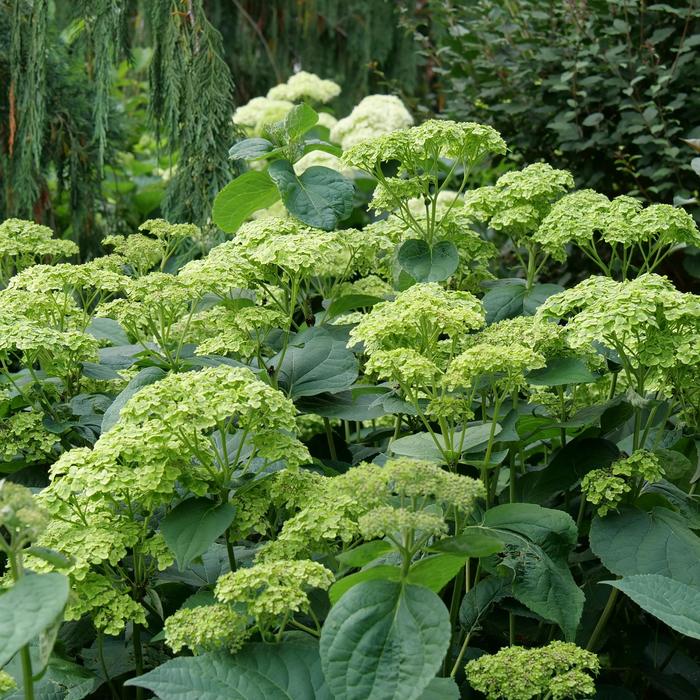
[212,0,422,111]
[148,0,238,226]
[0,0,111,252]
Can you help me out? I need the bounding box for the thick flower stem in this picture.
[586,587,619,651]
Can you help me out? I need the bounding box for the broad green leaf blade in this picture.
[397,239,459,283]
[85,317,129,346]
[101,366,166,433]
[518,438,619,504]
[320,580,451,700]
[268,161,354,230]
[483,504,583,639]
[604,575,700,639]
[481,282,526,323]
[483,503,578,557]
[407,554,468,592]
[390,424,499,463]
[328,566,401,606]
[429,527,505,558]
[324,294,383,319]
[337,541,394,568]
[296,388,390,421]
[417,677,460,699]
[527,357,600,386]
[274,332,359,398]
[160,498,236,571]
[0,573,69,667]
[283,104,319,141]
[589,507,700,585]
[212,170,281,233]
[523,283,564,315]
[459,576,511,635]
[3,653,99,700]
[303,139,343,157]
[126,640,331,700]
[228,138,274,161]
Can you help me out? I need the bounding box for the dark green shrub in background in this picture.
[428,0,700,207]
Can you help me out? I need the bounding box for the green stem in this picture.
[323,417,337,460]
[132,623,144,699]
[481,399,502,508]
[225,528,237,572]
[450,631,472,678]
[509,612,516,646]
[586,587,619,651]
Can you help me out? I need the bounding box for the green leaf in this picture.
[3,654,99,700]
[337,541,394,568]
[589,507,700,585]
[85,317,129,346]
[320,580,451,700]
[407,554,468,592]
[24,546,72,569]
[324,294,383,319]
[482,282,526,323]
[483,504,583,639]
[390,424,499,463]
[417,677,460,699]
[527,357,600,386]
[228,138,274,161]
[274,331,359,398]
[523,283,564,315]
[0,573,69,667]
[212,170,281,233]
[303,139,343,157]
[328,566,401,605]
[80,362,122,380]
[268,160,354,230]
[397,239,459,283]
[604,575,700,639]
[126,639,331,699]
[283,104,319,141]
[160,498,236,571]
[519,438,619,503]
[459,576,511,635]
[296,388,390,421]
[101,367,166,433]
[429,527,505,558]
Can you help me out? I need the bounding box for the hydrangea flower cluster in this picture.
[465,641,600,700]
[535,190,700,275]
[581,450,664,516]
[330,94,414,150]
[0,218,77,284]
[266,71,341,103]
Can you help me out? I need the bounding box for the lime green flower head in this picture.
[178,241,257,297]
[0,411,57,464]
[215,559,334,627]
[465,641,600,700]
[349,282,485,357]
[366,348,442,385]
[536,274,699,373]
[446,342,545,393]
[266,71,341,103]
[581,450,664,516]
[0,480,49,546]
[165,604,250,655]
[358,506,447,540]
[103,233,165,274]
[0,669,17,694]
[233,96,294,136]
[464,163,574,243]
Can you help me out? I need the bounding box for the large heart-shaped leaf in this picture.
[397,239,459,283]
[390,424,500,462]
[320,580,451,700]
[212,170,281,233]
[126,639,331,700]
[0,573,69,667]
[589,507,700,585]
[604,575,700,639]
[481,281,526,323]
[459,576,511,636]
[482,504,583,640]
[527,357,600,386]
[268,160,354,230]
[160,498,237,571]
[274,331,358,398]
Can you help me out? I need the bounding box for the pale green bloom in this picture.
[358,506,447,540]
[215,559,333,625]
[0,480,49,546]
[164,604,250,654]
[0,411,58,464]
[233,96,294,136]
[267,71,341,103]
[581,450,664,516]
[0,670,16,694]
[465,641,600,700]
[330,94,414,150]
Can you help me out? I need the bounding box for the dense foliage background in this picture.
[1,2,700,700]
